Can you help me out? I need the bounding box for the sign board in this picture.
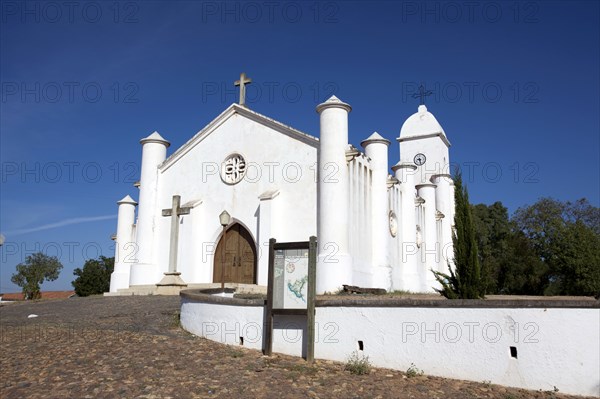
[273,248,309,309]
[265,237,317,362]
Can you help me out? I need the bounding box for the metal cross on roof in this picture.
[234,72,252,106]
[412,84,433,105]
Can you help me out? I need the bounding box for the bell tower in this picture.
[398,104,451,184]
[396,102,454,292]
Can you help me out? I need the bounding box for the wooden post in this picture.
[220,225,226,290]
[306,236,317,363]
[264,238,276,356]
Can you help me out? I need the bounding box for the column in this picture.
[449,179,456,266]
[316,95,352,294]
[432,174,453,273]
[257,190,280,286]
[392,162,419,291]
[130,131,170,286]
[109,195,137,292]
[416,183,438,292]
[361,132,391,290]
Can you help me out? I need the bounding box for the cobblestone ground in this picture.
[0,296,594,399]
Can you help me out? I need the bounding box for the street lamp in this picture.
[219,210,231,290]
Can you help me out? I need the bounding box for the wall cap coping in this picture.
[180,289,600,309]
[314,298,600,308]
[180,289,266,307]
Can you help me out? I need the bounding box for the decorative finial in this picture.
[234,72,252,106]
[412,84,433,106]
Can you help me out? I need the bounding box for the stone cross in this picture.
[412,84,433,105]
[162,195,191,273]
[234,72,252,106]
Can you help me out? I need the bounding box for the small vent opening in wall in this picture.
[510,346,517,358]
[358,341,364,351]
[240,337,244,346]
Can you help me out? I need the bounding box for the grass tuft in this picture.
[344,351,371,375]
[406,363,424,378]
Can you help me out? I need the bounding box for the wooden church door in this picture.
[213,224,256,284]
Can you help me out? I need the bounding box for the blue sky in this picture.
[1,0,598,292]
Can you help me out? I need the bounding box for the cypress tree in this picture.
[433,172,485,299]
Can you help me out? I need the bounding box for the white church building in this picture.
[109,76,455,295]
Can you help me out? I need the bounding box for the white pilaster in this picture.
[392,163,419,291]
[361,132,391,290]
[181,199,204,283]
[416,183,438,292]
[109,195,137,292]
[431,174,453,273]
[316,95,352,294]
[130,131,170,286]
[257,190,280,286]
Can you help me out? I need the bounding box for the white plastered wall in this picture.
[181,299,600,397]
[154,111,318,285]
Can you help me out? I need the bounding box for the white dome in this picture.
[117,195,137,205]
[399,105,446,139]
[140,131,170,147]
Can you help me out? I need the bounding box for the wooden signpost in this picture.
[265,236,317,363]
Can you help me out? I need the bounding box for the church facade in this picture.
[109,88,454,294]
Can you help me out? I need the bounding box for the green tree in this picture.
[11,252,63,300]
[433,173,486,299]
[72,256,114,296]
[495,230,548,295]
[543,220,600,296]
[513,198,600,296]
[470,202,548,295]
[471,202,511,293]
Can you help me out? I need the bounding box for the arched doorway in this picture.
[213,223,256,284]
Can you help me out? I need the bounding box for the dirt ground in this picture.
[0,296,596,399]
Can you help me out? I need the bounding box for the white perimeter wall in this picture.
[181,298,600,397]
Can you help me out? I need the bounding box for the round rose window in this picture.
[221,153,247,184]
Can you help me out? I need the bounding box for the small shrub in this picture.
[406,363,424,378]
[344,351,371,375]
[227,348,244,358]
[262,356,278,368]
[543,386,560,397]
[390,290,413,296]
[288,364,318,375]
[169,311,181,329]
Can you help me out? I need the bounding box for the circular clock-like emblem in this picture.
[221,153,247,184]
[286,262,296,273]
[414,153,426,166]
[389,211,398,237]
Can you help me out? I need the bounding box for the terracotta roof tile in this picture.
[0,291,76,301]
